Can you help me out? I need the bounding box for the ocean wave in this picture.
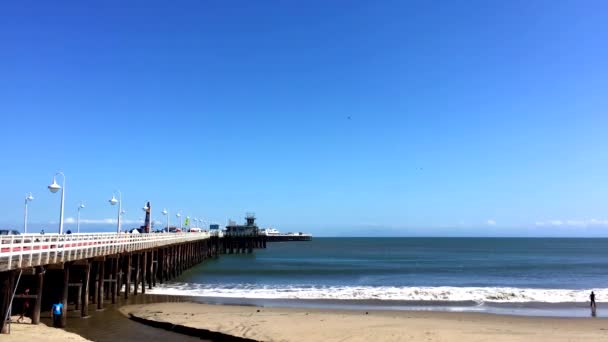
[147,283,606,303]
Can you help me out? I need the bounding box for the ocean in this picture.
[148,238,608,317]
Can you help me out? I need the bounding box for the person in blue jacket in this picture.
[51,302,63,327]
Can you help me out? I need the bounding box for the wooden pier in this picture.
[0,230,265,333]
[265,233,312,242]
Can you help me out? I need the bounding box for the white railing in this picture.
[0,232,210,271]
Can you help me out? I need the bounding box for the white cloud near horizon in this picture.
[535,219,608,227]
[61,217,148,225]
[39,218,608,230]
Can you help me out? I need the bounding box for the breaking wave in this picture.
[148,283,606,303]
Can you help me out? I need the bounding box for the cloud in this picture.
[486,219,496,226]
[62,217,144,225]
[535,219,608,227]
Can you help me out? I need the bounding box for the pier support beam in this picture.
[116,257,123,300]
[31,266,44,324]
[111,257,118,304]
[0,270,16,333]
[96,259,104,310]
[133,254,140,296]
[81,262,91,318]
[177,246,182,275]
[91,262,98,305]
[152,250,157,287]
[141,252,147,294]
[170,247,175,279]
[158,249,164,284]
[60,264,70,328]
[124,254,131,299]
[149,251,154,289]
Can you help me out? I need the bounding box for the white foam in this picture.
[147,283,607,303]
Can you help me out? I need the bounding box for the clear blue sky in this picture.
[1,1,607,236]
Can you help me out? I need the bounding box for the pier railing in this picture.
[0,232,210,271]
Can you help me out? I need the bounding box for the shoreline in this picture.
[120,301,608,341]
[145,286,608,318]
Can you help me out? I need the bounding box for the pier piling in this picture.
[124,254,131,299]
[32,266,44,324]
[141,252,147,294]
[96,259,104,311]
[80,262,90,318]
[60,264,69,327]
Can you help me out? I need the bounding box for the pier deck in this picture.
[0,232,212,272]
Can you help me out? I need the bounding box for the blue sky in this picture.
[1,1,607,236]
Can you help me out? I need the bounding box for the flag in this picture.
[185,216,190,226]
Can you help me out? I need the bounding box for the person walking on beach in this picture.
[590,291,597,309]
[17,289,30,323]
[51,302,63,327]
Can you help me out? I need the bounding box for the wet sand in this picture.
[3,316,91,341]
[62,295,204,342]
[4,295,203,342]
[122,302,608,342]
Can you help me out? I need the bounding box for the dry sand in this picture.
[120,302,608,342]
[1,316,92,341]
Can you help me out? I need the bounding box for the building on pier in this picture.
[225,213,259,236]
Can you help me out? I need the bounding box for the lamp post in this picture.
[48,172,66,234]
[23,193,34,234]
[162,209,169,232]
[77,202,85,233]
[142,202,151,233]
[176,211,182,230]
[109,191,122,233]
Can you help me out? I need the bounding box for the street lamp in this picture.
[23,193,34,234]
[77,202,85,233]
[48,172,66,234]
[162,209,169,232]
[176,211,182,229]
[109,191,122,233]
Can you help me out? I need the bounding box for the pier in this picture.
[0,223,266,333]
[265,233,312,242]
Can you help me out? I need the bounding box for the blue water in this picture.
[150,238,608,316]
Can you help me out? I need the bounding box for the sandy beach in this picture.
[120,302,608,342]
[2,316,92,342]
